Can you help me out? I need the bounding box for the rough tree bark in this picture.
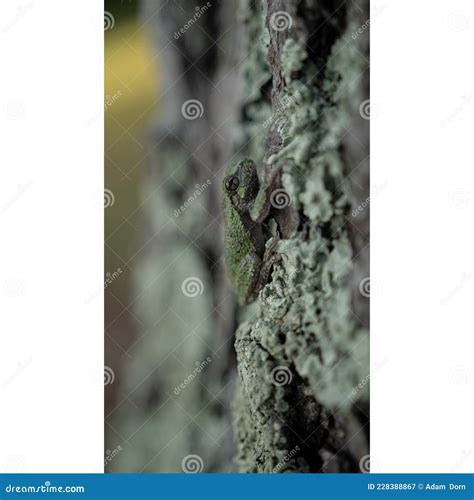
[109,0,369,473]
[232,0,369,473]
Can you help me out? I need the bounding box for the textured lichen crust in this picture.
[233,0,369,472]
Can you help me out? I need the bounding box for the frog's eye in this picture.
[225,175,239,192]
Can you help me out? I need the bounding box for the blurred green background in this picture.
[104,0,157,414]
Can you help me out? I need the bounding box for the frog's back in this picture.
[223,197,256,283]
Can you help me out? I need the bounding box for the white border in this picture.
[0,1,103,472]
[371,0,474,472]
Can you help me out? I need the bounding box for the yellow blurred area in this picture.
[105,20,159,316]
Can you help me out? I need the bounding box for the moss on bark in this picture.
[233,0,370,473]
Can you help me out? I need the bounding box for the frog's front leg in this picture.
[250,164,299,238]
[249,165,282,223]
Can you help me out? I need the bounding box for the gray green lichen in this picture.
[232,0,369,473]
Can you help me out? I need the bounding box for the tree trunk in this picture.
[109,0,369,473]
[232,0,369,473]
